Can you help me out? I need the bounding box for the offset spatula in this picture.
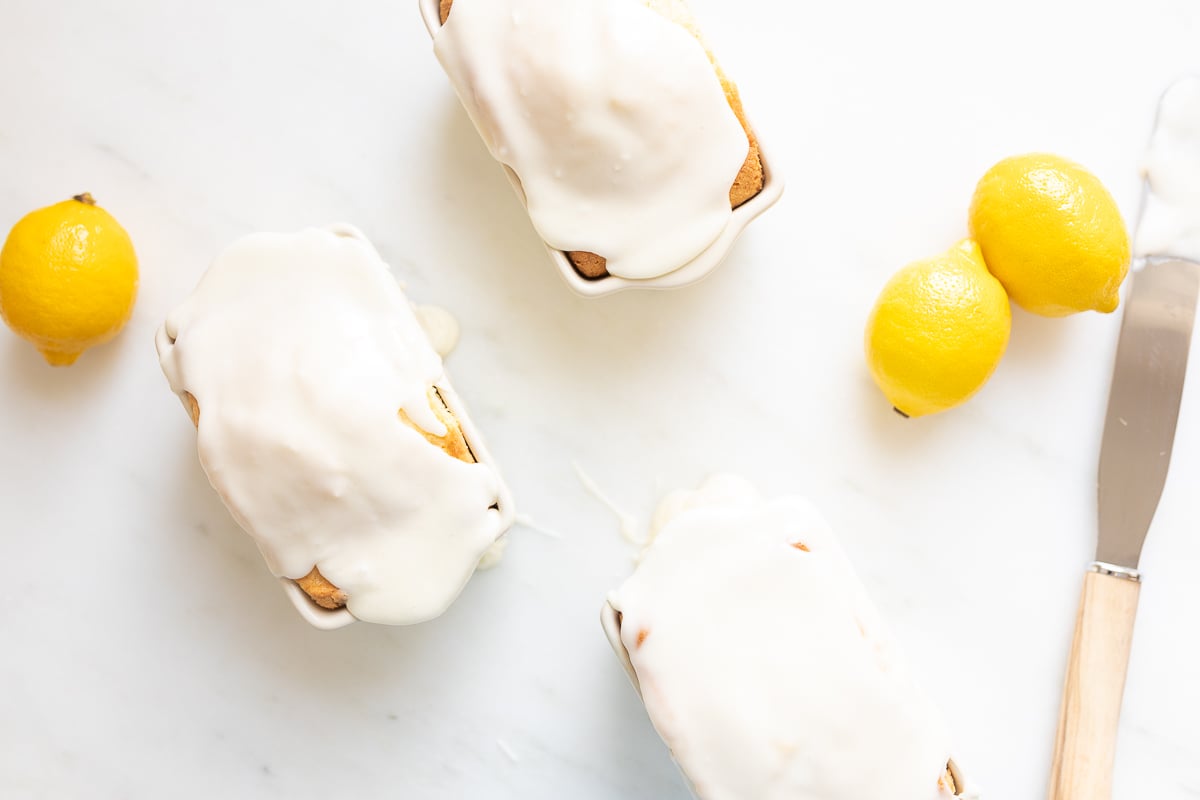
[1047,86,1200,798]
[1046,257,1200,799]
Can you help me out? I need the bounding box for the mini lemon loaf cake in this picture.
[434,0,765,281]
[605,475,976,800]
[156,225,513,626]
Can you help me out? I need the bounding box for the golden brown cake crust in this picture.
[439,0,764,281]
[183,391,200,425]
[186,386,477,612]
[295,568,349,609]
[398,387,476,463]
[941,766,958,795]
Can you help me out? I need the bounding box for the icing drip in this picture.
[573,461,644,545]
[433,0,749,279]
[415,304,461,357]
[157,227,507,625]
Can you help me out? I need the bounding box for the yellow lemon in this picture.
[865,239,1011,418]
[968,154,1129,316]
[0,193,138,366]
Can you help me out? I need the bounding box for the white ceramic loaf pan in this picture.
[600,601,977,799]
[420,0,784,297]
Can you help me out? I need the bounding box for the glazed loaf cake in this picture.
[438,0,765,281]
[606,475,976,800]
[157,227,511,627]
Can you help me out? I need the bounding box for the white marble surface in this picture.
[2,0,1199,797]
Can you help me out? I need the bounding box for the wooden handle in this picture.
[1047,569,1141,800]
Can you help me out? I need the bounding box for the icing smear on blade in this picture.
[609,475,969,800]
[1137,76,1200,261]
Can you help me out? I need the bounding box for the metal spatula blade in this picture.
[1096,258,1200,574]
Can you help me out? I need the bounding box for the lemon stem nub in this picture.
[40,349,82,367]
[72,192,96,206]
[893,407,910,419]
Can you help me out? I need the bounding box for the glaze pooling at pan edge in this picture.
[421,0,784,296]
[605,475,971,800]
[156,226,513,627]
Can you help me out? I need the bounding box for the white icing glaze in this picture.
[1137,76,1200,261]
[514,512,564,539]
[647,471,758,543]
[572,461,644,545]
[156,226,509,625]
[609,476,960,800]
[433,0,750,280]
[477,537,508,571]
[415,304,461,357]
